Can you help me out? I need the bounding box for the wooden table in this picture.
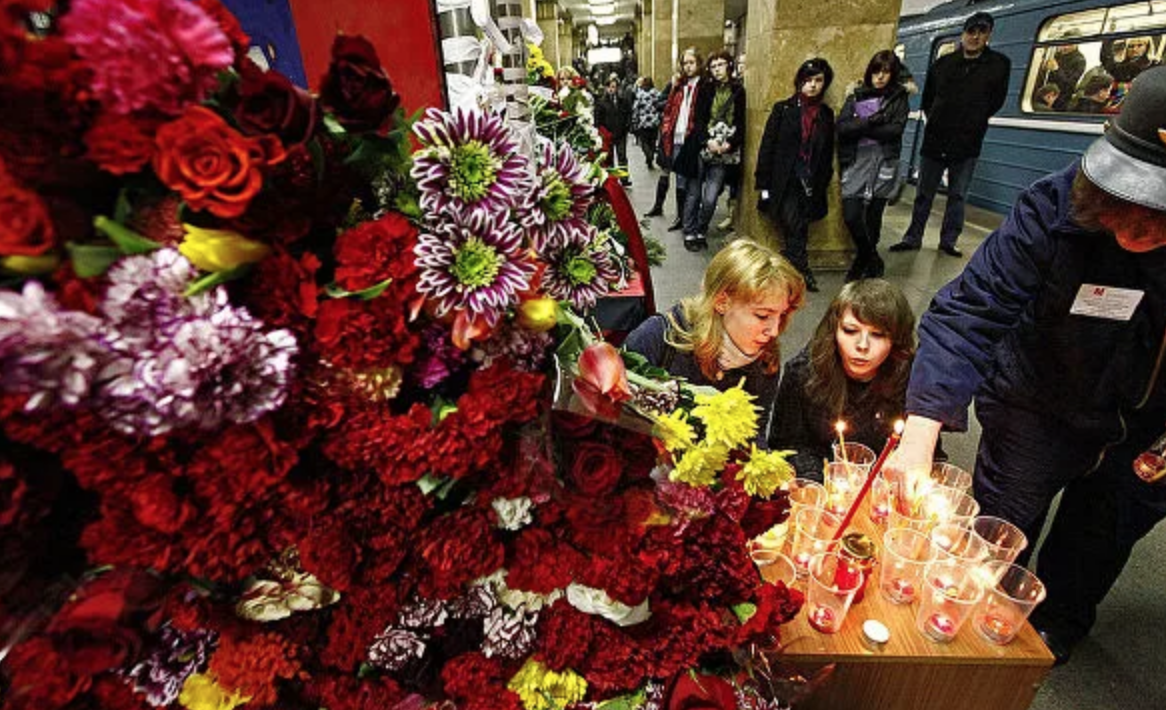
[775,506,1054,710]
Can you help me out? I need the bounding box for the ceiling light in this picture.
[595,16,617,25]
[591,4,614,16]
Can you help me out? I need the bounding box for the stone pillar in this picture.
[675,0,724,58]
[558,17,574,67]
[740,0,900,269]
[651,0,673,89]
[535,0,559,68]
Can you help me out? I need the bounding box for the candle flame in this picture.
[835,420,847,435]
[893,419,905,435]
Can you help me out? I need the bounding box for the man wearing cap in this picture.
[884,67,1166,664]
[890,11,1010,257]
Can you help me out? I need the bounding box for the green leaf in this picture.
[307,137,327,184]
[67,242,123,277]
[356,662,379,679]
[323,113,347,135]
[595,690,647,710]
[732,602,758,624]
[93,215,161,255]
[323,277,393,301]
[416,473,446,496]
[183,263,253,297]
[113,189,133,224]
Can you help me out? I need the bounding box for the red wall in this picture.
[288,0,445,113]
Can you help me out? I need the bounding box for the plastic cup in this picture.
[929,522,991,565]
[805,551,864,634]
[751,548,798,588]
[915,558,985,643]
[790,507,842,578]
[868,472,893,527]
[892,486,980,533]
[786,478,827,520]
[880,526,936,605]
[823,461,867,517]
[973,560,1047,645]
[833,442,877,475]
[930,462,973,493]
[971,516,1029,563]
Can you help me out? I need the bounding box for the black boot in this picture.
[865,254,885,278]
[668,188,687,231]
[802,271,819,293]
[644,176,669,217]
[845,258,867,283]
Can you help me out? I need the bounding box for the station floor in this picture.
[621,150,1166,710]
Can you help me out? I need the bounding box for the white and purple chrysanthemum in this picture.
[0,281,105,411]
[520,140,596,250]
[411,107,532,220]
[540,225,626,311]
[97,249,297,436]
[415,208,536,326]
[125,625,217,707]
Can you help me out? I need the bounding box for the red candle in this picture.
[832,420,904,541]
[808,604,837,633]
[924,611,957,641]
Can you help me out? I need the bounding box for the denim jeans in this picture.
[903,154,977,248]
[682,160,727,236]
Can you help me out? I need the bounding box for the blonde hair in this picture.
[666,239,805,380]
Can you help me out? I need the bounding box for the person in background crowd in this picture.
[837,50,910,281]
[631,76,662,170]
[889,11,1010,258]
[717,55,747,237]
[769,279,917,481]
[1042,40,1086,111]
[755,57,835,293]
[644,48,703,229]
[1034,83,1061,111]
[624,239,806,446]
[681,49,746,252]
[1068,72,1115,114]
[595,73,633,186]
[1102,36,1158,83]
[884,66,1166,666]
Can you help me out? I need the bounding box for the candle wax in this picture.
[925,612,957,641]
[978,607,1017,644]
[808,604,838,633]
[885,577,915,604]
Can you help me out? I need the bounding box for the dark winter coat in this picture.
[836,83,909,168]
[754,94,835,222]
[908,163,1166,445]
[919,47,1010,161]
[692,79,747,156]
[595,90,632,139]
[657,77,703,176]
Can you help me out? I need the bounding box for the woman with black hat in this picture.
[754,58,835,292]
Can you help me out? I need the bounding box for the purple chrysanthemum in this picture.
[415,207,535,326]
[0,281,105,411]
[125,625,217,707]
[520,141,595,251]
[540,224,626,311]
[411,107,532,219]
[96,249,297,436]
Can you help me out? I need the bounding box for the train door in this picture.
[901,33,961,193]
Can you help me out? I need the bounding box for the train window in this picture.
[1024,2,1166,116]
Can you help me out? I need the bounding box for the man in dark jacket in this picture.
[595,74,633,185]
[889,11,1010,257]
[885,66,1166,665]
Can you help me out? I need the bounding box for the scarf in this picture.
[798,94,823,166]
[717,325,762,372]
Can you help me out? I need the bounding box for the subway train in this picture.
[895,0,1164,213]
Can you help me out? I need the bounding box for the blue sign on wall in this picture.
[220,0,308,88]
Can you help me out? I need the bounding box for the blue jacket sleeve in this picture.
[906,170,1070,430]
[623,313,669,367]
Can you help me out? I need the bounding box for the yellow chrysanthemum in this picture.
[654,409,696,453]
[670,442,730,488]
[691,381,759,449]
[178,674,250,710]
[737,445,797,498]
[508,658,588,710]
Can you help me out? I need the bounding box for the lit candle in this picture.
[925,611,957,641]
[886,576,916,604]
[832,420,904,541]
[835,420,850,466]
[808,604,838,633]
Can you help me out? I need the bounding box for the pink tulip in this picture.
[572,342,632,419]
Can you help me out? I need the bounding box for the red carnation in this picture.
[304,673,406,710]
[83,112,158,175]
[241,248,320,333]
[334,210,419,293]
[535,601,597,671]
[1,636,90,710]
[298,519,362,592]
[314,295,421,372]
[418,509,504,599]
[441,651,510,700]
[504,528,581,594]
[208,630,304,706]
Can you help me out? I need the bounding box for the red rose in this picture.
[568,441,624,497]
[235,58,318,145]
[152,106,286,218]
[667,672,738,710]
[0,179,54,256]
[83,112,158,175]
[319,35,400,133]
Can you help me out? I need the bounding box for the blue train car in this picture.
[896,0,1165,214]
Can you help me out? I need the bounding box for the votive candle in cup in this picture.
[823,461,866,517]
[832,442,876,475]
[974,560,1047,645]
[929,522,991,565]
[869,472,893,527]
[930,462,973,493]
[880,526,936,605]
[971,515,1029,563]
[790,507,842,578]
[806,551,863,634]
[915,558,985,643]
[751,548,798,588]
[785,478,827,521]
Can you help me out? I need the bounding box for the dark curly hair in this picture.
[794,57,834,94]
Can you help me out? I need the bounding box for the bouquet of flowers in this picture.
[0,2,800,709]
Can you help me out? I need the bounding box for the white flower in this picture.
[566,583,651,626]
[236,572,341,622]
[492,496,534,531]
[475,570,563,612]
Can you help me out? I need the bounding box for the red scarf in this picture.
[798,94,822,165]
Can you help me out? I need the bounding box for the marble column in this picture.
[535,0,559,68]
[740,0,901,269]
[651,0,673,89]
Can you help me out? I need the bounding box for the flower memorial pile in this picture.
[1,2,801,709]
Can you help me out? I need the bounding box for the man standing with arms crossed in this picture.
[889,11,1010,257]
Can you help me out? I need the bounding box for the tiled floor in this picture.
[620,149,1166,710]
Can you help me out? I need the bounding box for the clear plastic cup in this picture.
[751,548,798,588]
[868,472,893,527]
[785,478,827,521]
[974,560,1047,645]
[806,551,864,634]
[916,558,986,643]
[930,462,973,493]
[832,441,877,475]
[930,522,991,565]
[880,526,936,605]
[823,461,867,517]
[971,515,1029,563]
[790,507,842,578]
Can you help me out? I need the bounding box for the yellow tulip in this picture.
[1,252,61,275]
[179,225,271,272]
[517,297,558,332]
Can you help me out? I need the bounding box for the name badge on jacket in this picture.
[1069,284,1144,321]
